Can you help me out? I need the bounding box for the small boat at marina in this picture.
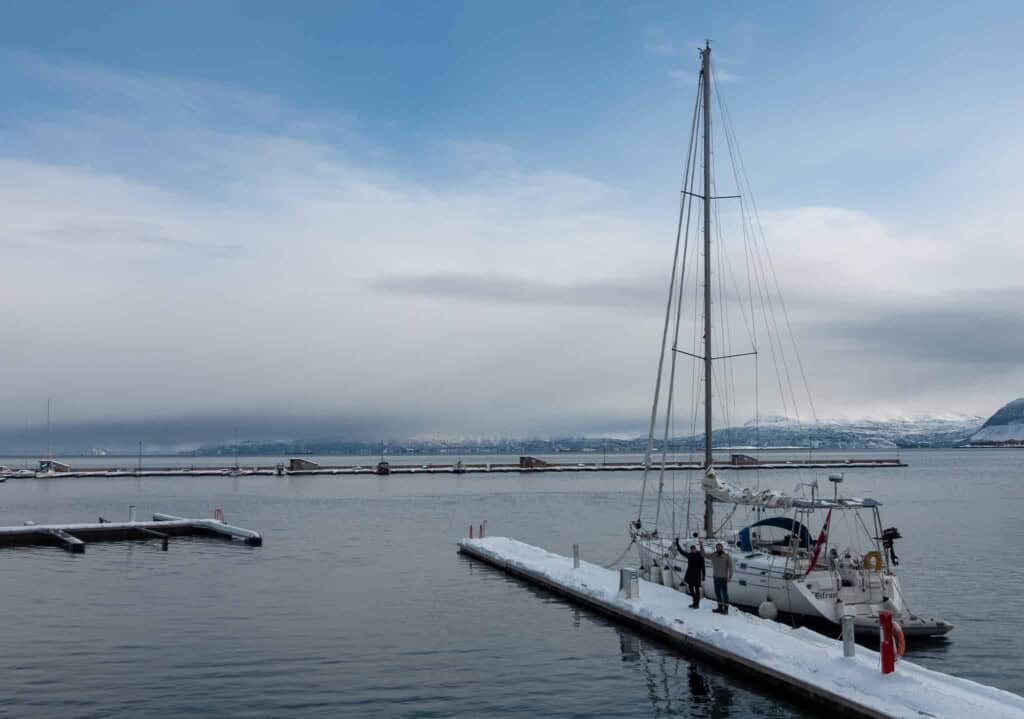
[636,470,952,637]
[629,43,952,641]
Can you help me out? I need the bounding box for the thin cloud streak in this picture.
[372,273,662,311]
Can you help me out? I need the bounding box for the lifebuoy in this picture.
[892,621,906,658]
[863,550,883,571]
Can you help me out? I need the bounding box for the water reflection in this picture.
[617,629,736,718]
[461,554,798,717]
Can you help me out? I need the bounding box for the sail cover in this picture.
[701,469,881,509]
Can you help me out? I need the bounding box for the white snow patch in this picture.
[971,423,1024,443]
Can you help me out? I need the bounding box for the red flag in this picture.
[804,508,832,577]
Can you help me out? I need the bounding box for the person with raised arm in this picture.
[676,537,706,609]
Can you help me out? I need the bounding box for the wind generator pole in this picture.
[701,42,714,535]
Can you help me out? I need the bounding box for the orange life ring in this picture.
[892,621,906,658]
[863,550,883,572]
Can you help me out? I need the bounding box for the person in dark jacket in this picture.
[677,539,706,609]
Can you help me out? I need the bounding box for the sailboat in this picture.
[630,43,952,639]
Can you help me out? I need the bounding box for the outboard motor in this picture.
[881,526,902,567]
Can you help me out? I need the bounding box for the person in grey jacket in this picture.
[704,541,734,614]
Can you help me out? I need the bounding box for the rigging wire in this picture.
[603,538,637,569]
[655,125,700,531]
[637,73,703,528]
[652,76,703,532]
[710,70,793,428]
[709,145,742,452]
[714,68,820,438]
[720,151,794,430]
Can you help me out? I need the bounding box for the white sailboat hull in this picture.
[637,539,952,637]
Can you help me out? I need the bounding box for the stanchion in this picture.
[619,568,639,599]
[842,615,856,657]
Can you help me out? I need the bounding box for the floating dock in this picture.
[458,537,1024,719]
[0,512,263,553]
[3,454,906,479]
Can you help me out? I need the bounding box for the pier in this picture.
[0,511,263,553]
[458,536,1024,719]
[3,454,906,479]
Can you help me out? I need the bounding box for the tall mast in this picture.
[701,42,714,535]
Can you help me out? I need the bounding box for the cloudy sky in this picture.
[2,2,1023,449]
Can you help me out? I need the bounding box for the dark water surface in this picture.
[1,449,1022,718]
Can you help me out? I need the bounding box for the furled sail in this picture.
[701,469,881,509]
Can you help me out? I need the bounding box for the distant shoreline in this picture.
[2,445,1017,460]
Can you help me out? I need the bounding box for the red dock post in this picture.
[469,524,474,539]
[879,610,895,674]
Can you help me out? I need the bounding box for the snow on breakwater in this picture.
[458,537,1024,719]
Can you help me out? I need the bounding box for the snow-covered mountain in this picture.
[706,412,984,449]
[969,398,1024,445]
[189,412,988,455]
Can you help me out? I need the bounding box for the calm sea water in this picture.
[1,449,1021,718]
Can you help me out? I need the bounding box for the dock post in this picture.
[842,615,855,657]
[619,568,639,599]
[573,543,580,568]
[879,610,895,673]
[129,505,136,522]
[469,524,474,539]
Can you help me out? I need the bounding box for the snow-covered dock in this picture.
[458,537,1024,719]
[0,512,263,553]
